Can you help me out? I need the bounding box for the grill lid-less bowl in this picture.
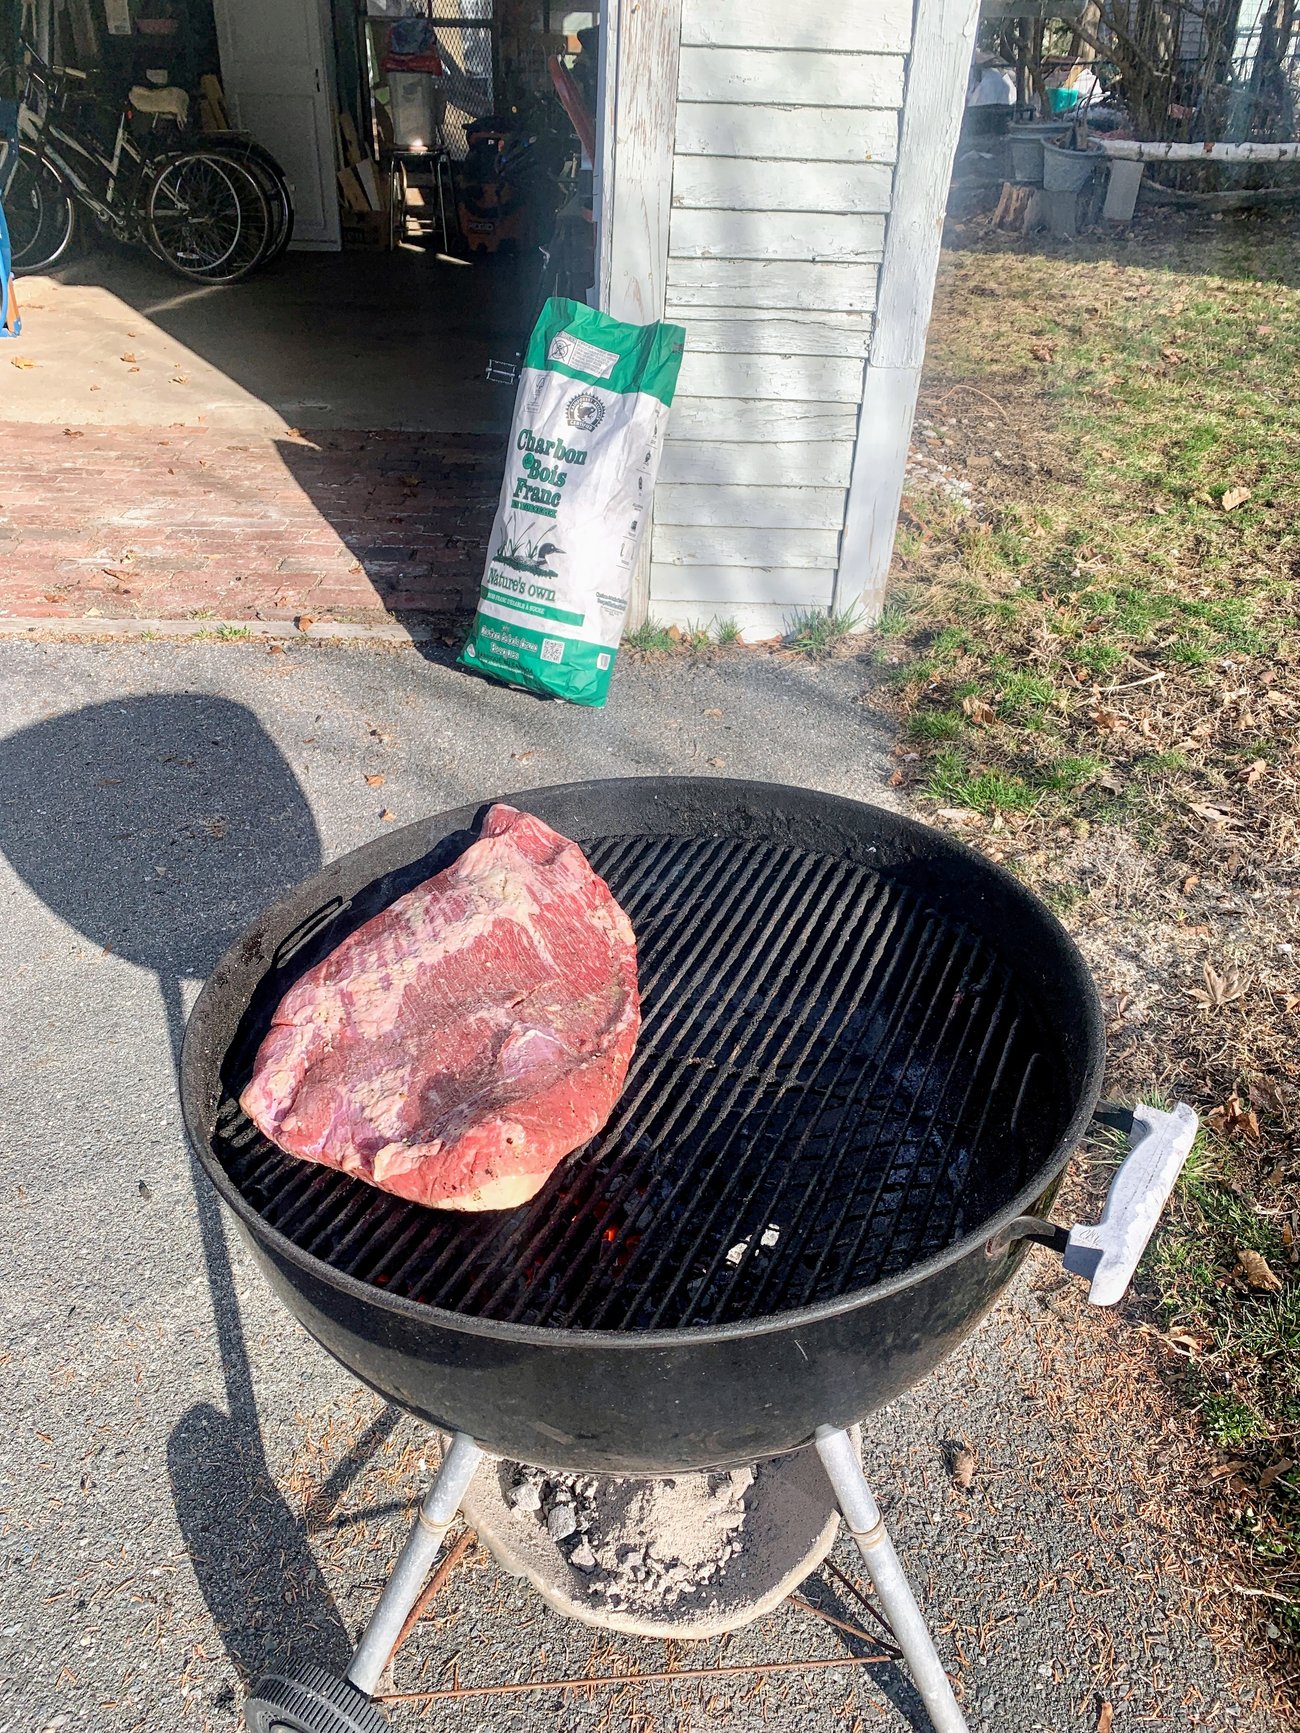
[187,779,1103,1342]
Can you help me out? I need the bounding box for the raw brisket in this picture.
[240,804,640,1210]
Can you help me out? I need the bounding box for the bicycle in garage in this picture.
[2,49,292,283]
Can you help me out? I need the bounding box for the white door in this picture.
[213,0,341,250]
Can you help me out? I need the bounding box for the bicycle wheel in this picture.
[199,157,276,279]
[203,139,294,263]
[145,151,267,282]
[3,146,78,274]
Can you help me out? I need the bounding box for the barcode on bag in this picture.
[540,637,565,664]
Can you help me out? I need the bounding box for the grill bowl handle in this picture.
[1063,1102,1199,1305]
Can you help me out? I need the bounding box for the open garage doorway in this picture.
[2,0,599,634]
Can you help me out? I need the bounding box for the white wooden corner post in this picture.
[834,0,981,622]
[595,0,683,634]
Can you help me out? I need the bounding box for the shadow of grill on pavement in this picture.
[0,693,357,1682]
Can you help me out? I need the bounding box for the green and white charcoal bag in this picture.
[459,297,685,707]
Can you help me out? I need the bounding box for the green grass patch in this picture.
[1071,639,1125,676]
[906,709,967,743]
[876,591,920,637]
[623,618,677,654]
[1035,754,1102,793]
[925,748,1039,814]
[994,670,1061,722]
[929,625,969,664]
[1201,1391,1267,1450]
[1136,750,1189,777]
[785,605,860,657]
[1144,1158,1300,1457]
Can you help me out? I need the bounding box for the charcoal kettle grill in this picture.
[181,778,1197,1733]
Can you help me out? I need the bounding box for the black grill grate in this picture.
[215,833,1064,1332]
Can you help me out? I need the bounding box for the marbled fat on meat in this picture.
[239,805,640,1210]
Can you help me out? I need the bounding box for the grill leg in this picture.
[345,1432,484,1698]
[815,1426,970,1733]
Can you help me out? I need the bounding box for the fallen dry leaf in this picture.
[1249,1076,1286,1118]
[63,427,84,439]
[1191,961,1247,1011]
[1238,1247,1283,1292]
[1090,707,1125,731]
[1259,1457,1294,1491]
[666,624,683,643]
[120,352,137,363]
[950,1445,976,1491]
[961,695,996,726]
[707,756,727,769]
[171,374,189,384]
[1220,486,1252,512]
[364,773,386,788]
[1207,1457,1252,1481]
[703,707,723,719]
[1160,347,1185,365]
[1208,1094,1260,1140]
[937,807,983,826]
[380,809,396,823]
[1097,1700,1114,1733]
[1029,342,1055,363]
[1240,758,1267,788]
[1157,1327,1201,1358]
[268,642,286,656]
[888,768,905,788]
[295,615,315,632]
[10,356,35,369]
[1182,873,1201,895]
[1189,801,1242,830]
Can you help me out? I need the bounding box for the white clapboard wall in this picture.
[648,0,912,638]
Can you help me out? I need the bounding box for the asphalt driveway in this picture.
[0,640,1275,1733]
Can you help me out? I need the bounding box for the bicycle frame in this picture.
[19,55,155,238]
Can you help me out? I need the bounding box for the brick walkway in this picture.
[0,425,502,625]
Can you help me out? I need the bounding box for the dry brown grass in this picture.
[869,207,1300,1695]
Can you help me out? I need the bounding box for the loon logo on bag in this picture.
[459,298,685,709]
[565,391,605,433]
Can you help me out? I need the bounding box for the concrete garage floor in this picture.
[2,244,520,628]
[7,245,523,433]
[0,638,1277,1733]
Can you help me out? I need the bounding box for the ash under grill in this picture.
[214,832,1066,1332]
